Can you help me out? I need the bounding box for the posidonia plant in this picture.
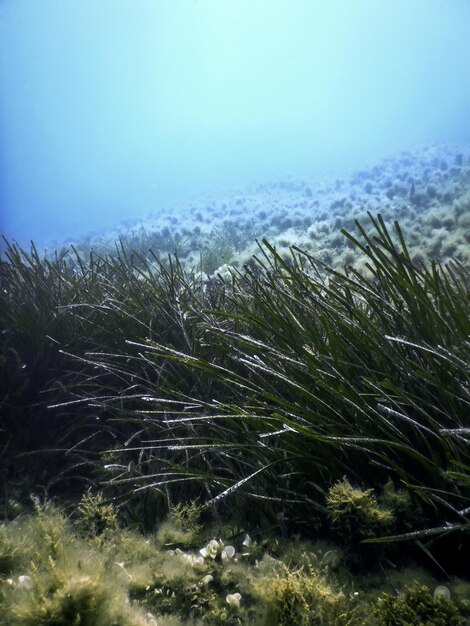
[66,214,470,563]
[2,214,469,571]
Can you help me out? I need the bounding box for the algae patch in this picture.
[1,500,469,625]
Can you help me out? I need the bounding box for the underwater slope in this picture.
[60,142,470,275]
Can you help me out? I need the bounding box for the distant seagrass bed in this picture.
[47,142,470,278]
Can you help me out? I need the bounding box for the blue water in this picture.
[1,0,470,248]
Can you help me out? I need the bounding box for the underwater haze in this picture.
[1,0,470,248]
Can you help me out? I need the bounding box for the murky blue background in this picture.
[1,0,470,246]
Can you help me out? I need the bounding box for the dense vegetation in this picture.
[1,213,469,623]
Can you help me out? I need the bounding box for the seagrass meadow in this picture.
[1,213,470,625]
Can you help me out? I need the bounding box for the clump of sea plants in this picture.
[325,478,422,568]
[326,478,395,543]
[325,478,418,548]
[198,240,235,274]
[156,499,204,548]
[115,223,190,262]
[85,214,470,571]
[212,219,259,254]
[375,583,463,626]
[76,489,119,538]
[197,219,260,274]
[254,560,348,625]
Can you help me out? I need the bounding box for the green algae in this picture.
[1,502,468,626]
[326,478,395,543]
[375,583,463,625]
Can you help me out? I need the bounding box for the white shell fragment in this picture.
[226,592,241,608]
[433,585,451,601]
[200,539,221,559]
[17,575,33,590]
[221,545,236,560]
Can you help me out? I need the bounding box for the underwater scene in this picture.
[1,1,470,624]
